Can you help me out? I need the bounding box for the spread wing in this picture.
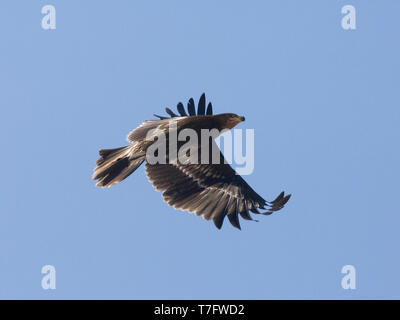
[127,93,212,143]
[153,92,213,119]
[145,141,290,229]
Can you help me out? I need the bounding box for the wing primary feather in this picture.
[165,107,178,117]
[212,196,229,229]
[206,102,213,115]
[213,213,225,229]
[187,98,196,116]
[239,209,253,221]
[250,207,261,214]
[197,93,206,115]
[272,193,291,210]
[177,102,187,116]
[269,191,284,204]
[227,212,241,230]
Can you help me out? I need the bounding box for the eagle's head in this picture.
[215,113,246,130]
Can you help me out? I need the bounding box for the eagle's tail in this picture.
[92,145,145,188]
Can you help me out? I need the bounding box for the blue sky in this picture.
[1,1,399,299]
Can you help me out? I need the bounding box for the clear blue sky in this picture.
[1,1,399,299]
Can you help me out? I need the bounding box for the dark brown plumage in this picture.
[92,94,291,229]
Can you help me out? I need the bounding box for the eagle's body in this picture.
[93,94,290,229]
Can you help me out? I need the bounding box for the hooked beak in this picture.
[226,115,246,129]
[240,116,245,122]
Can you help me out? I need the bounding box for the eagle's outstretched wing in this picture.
[126,93,212,143]
[153,93,213,119]
[145,140,291,229]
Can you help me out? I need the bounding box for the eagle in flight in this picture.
[92,94,290,229]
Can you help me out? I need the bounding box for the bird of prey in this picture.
[92,94,290,229]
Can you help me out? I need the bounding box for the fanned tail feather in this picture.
[93,146,144,188]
